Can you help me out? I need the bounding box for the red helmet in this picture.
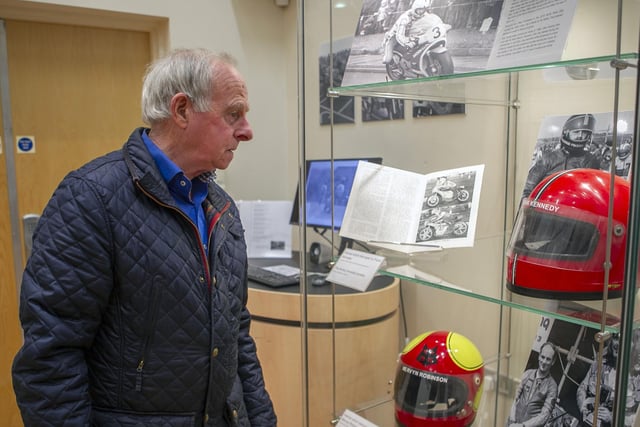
[507,168,631,300]
[394,330,484,427]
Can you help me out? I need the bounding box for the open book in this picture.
[339,162,484,254]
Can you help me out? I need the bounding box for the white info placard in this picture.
[325,248,385,292]
[336,409,379,427]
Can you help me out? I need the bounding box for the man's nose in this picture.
[236,118,253,142]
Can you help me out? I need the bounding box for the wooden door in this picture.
[0,19,150,425]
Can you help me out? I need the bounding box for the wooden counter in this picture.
[248,271,400,427]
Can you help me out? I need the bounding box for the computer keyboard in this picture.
[247,264,300,288]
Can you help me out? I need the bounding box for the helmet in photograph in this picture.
[560,114,596,154]
[618,136,633,160]
[411,0,432,13]
[507,168,631,300]
[394,330,484,427]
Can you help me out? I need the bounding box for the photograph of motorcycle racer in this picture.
[381,0,458,80]
[382,0,433,64]
[434,176,457,195]
[506,341,559,427]
[415,170,477,243]
[596,134,634,178]
[377,0,411,33]
[428,207,446,223]
[522,114,600,199]
[361,96,405,121]
[345,0,504,86]
[576,334,619,427]
[520,111,634,200]
[505,319,640,427]
[416,206,470,242]
[614,136,633,177]
[426,175,470,208]
[344,0,504,117]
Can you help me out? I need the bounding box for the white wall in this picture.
[0,0,300,201]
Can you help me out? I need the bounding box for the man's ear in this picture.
[170,93,190,128]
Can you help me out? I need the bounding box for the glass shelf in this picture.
[378,263,634,333]
[361,225,637,334]
[329,52,638,106]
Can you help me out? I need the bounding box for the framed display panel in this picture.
[292,1,639,426]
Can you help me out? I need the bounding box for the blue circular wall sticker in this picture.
[17,136,34,153]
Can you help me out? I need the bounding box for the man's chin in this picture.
[215,161,231,171]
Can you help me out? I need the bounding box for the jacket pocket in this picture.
[224,377,250,427]
[92,407,198,426]
[135,275,163,392]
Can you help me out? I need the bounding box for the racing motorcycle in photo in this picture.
[417,211,468,241]
[426,180,470,208]
[385,10,454,80]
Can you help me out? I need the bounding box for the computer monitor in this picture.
[290,157,383,231]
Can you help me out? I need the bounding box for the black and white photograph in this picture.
[361,96,405,121]
[340,0,577,87]
[344,0,502,86]
[415,171,477,243]
[521,111,635,200]
[506,316,640,427]
[319,38,355,125]
[412,99,465,117]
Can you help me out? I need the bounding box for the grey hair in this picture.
[141,48,237,125]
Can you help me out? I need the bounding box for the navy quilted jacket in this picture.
[12,128,277,427]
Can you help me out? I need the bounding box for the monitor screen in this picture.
[290,157,383,230]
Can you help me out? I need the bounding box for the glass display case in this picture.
[290,1,639,426]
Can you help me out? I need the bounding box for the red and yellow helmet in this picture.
[507,168,631,299]
[394,330,484,427]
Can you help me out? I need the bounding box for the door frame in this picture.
[0,6,167,295]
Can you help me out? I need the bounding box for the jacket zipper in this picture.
[131,183,232,389]
[204,200,231,290]
[135,275,163,391]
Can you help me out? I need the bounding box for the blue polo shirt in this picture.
[142,131,209,253]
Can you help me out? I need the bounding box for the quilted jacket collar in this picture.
[122,128,175,206]
[121,127,232,215]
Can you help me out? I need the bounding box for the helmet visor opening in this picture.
[508,202,600,260]
[567,129,592,143]
[394,365,468,418]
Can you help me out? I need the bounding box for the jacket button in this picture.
[212,348,219,357]
[199,275,205,284]
[212,276,217,286]
[204,413,209,422]
[232,409,238,419]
